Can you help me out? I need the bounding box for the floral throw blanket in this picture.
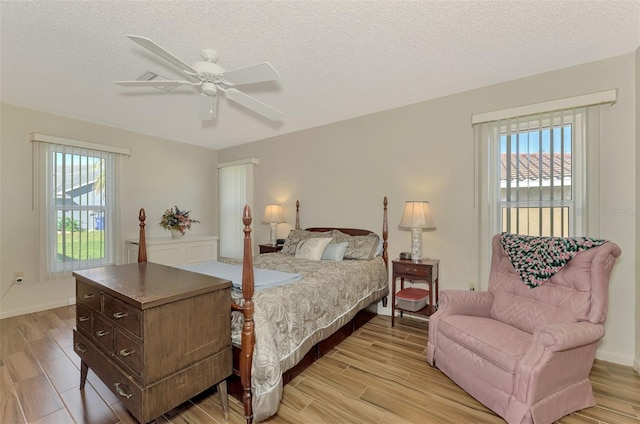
[500,232,607,288]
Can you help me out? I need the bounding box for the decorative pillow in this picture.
[321,242,349,261]
[331,230,380,260]
[294,237,332,260]
[281,229,330,254]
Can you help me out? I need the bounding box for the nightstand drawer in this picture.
[394,262,432,280]
[259,244,284,254]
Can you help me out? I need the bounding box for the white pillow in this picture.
[321,242,348,261]
[295,237,332,260]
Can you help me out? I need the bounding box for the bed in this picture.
[135,198,390,423]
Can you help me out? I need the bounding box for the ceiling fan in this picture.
[115,35,282,121]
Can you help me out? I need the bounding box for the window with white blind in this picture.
[31,133,129,277]
[47,143,114,272]
[497,110,582,237]
[471,90,616,287]
[218,158,258,259]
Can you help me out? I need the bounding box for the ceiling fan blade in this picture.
[115,80,193,87]
[200,93,217,121]
[219,62,280,86]
[126,35,199,76]
[225,88,283,121]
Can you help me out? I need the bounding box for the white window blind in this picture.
[218,158,257,259]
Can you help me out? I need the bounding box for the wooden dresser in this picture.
[73,262,232,423]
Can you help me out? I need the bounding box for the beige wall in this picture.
[219,53,638,366]
[0,103,218,318]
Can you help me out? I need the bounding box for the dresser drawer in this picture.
[76,304,92,337]
[74,330,143,422]
[103,294,143,338]
[115,329,143,378]
[93,315,114,354]
[394,262,432,280]
[77,281,101,312]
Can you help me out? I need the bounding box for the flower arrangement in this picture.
[159,206,200,235]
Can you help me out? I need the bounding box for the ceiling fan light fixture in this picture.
[202,82,217,97]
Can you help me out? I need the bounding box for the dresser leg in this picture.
[80,360,88,389]
[218,379,229,421]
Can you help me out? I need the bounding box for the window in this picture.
[496,111,581,237]
[47,143,114,272]
[31,133,130,278]
[218,158,258,259]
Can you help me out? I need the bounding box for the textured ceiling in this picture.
[1,1,639,150]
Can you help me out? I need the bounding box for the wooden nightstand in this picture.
[391,258,439,326]
[259,243,283,254]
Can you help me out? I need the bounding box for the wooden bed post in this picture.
[382,196,388,269]
[239,205,255,424]
[295,200,300,230]
[381,197,389,308]
[138,208,147,263]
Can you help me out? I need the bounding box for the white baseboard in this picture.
[634,358,640,376]
[0,299,73,320]
[595,349,634,367]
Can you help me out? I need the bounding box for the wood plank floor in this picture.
[1,306,639,423]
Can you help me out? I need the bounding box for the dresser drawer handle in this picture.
[83,293,95,299]
[75,343,87,354]
[78,316,90,322]
[119,348,134,357]
[113,312,128,319]
[114,383,134,399]
[95,330,110,337]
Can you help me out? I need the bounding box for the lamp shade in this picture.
[262,204,285,224]
[399,201,436,230]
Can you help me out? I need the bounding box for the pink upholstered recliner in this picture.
[427,234,621,424]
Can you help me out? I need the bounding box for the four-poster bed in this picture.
[136,197,389,423]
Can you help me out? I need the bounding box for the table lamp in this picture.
[398,201,436,261]
[262,204,285,246]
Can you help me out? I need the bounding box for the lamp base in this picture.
[410,228,423,262]
[269,223,277,246]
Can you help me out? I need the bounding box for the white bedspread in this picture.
[175,260,302,290]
